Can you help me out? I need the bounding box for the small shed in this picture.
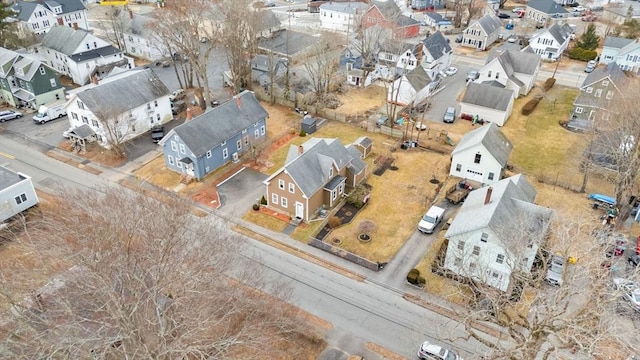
[301,115,317,134]
[352,136,373,158]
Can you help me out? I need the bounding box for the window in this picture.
[242,129,247,134]
[329,168,333,177]
[91,120,98,127]
[168,155,174,165]
[147,103,151,110]
[260,126,265,135]
[332,190,337,200]
[156,114,160,121]
[50,78,56,87]
[474,153,481,164]
[575,107,583,114]
[457,240,465,250]
[488,172,494,181]
[278,179,285,190]
[81,116,88,124]
[221,141,226,146]
[281,197,288,208]
[244,135,249,146]
[487,71,492,77]
[602,80,609,86]
[93,41,97,48]
[454,257,462,267]
[272,193,278,204]
[71,112,78,120]
[179,144,186,154]
[236,139,242,150]
[39,67,46,75]
[288,183,295,193]
[469,262,476,270]
[472,246,480,256]
[170,141,178,151]
[14,193,27,205]
[154,100,158,107]
[481,232,489,242]
[206,150,212,158]
[255,129,260,139]
[595,89,602,97]
[586,87,593,94]
[606,90,613,99]
[455,164,461,172]
[222,148,228,159]
[86,43,90,50]
[77,100,84,109]
[522,257,529,265]
[495,72,499,79]
[496,254,505,264]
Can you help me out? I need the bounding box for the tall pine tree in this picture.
[576,23,600,51]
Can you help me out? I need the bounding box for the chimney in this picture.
[185,107,192,121]
[298,145,304,156]
[235,96,242,109]
[73,22,78,30]
[484,187,493,205]
[129,10,133,19]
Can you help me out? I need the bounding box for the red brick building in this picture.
[361,0,420,39]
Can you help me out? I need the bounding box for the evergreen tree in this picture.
[0,2,22,49]
[0,2,13,31]
[576,23,600,51]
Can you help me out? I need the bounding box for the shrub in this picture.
[328,216,342,228]
[407,268,420,284]
[543,78,556,91]
[252,204,260,211]
[521,96,543,116]
[358,220,376,235]
[417,276,426,286]
[260,196,267,205]
[568,47,597,61]
[299,129,307,137]
[345,184,370,209]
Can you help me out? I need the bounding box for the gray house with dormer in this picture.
[569,63,631,130]
[525,0,569,25]
[444,174,554,292]
[474,49,541,98]
[461,15,503,51]
[159,91,268,181]
[9,0,88,37]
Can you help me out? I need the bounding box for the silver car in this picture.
[443,107,456,123]
[545,255,565,286]
[0,110,23,122]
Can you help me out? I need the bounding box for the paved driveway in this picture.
[216,167,268,218]
[422,64,474,125]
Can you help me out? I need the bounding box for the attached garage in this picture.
[466,168,484,182]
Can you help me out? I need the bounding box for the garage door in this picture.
[466,168,483,182]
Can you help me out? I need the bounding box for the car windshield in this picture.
[36,112,46,117]
[444,350,457,360]
[422,215,436,223]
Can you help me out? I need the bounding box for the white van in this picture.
[33,100,67,124]
[418,205,445,234]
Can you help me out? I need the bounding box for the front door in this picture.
[295,202,304,220]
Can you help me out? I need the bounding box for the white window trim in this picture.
[206,150,212,158]
[168,155,174,165]
[288,183,295,193]
[278,179,285,190]
[575,107,583,114]
[272,193,278,204]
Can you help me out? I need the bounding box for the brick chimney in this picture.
[129,10,134,19]
[185,107,192,121]
[484,187,493,205]
[298,145,304,156]
[235,96,242,109]
[91,75,99,85]
[73,22,78,30]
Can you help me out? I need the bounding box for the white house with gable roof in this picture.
[9,0,88,37]
[600,36,640,73]
[527,23,573,61]
[319,2,369,32]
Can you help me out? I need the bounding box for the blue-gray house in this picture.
[159,90,268,181]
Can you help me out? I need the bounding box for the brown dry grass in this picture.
[334,86,386,116]
[242,210,289,233]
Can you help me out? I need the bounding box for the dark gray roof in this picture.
[71,124,96,139]
[169,91,268,158]
[526,0,568,15]
[41,25,91,56]
[422,31,452,61]
[256,9,281,33]
[404,66,431,91]
[425,12,444,22]
[453,122,512,166]
[258,29,316,57]
[445,174,554,250]
[75,68,170,120]
[11,0,85,21]
[603,36,634,49]
[0,166,26,190]
[462,82,513,111]
[574,63,631,108]
[278,138,366,197]
[546,23,572,44]
[70,45,122,63]
[474,15,503,35]
[353,136,372,149]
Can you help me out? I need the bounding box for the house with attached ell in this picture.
[460,82,515,126]
[36,25,134,86]
[450,122,512,185]
[263,137,368,222]
[526,23,573,61]
[599,36,640,73]
[474,49,541,98]
[159,91,268,181]
[460,15,502,51]
[9,0,88,37]
[444,174,554,292]
[65,68,172,148]
[0,47,65,109]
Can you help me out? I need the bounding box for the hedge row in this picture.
[522,95,543,116]
[567,47,598,62]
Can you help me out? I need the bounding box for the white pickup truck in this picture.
[33,100,67,124]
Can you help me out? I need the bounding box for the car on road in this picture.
[584,63,596,73]
[629,254,640,267]
[443,107,456,123]
[417,341,462,360]
[0,110,23,122]
[511,7,524,13]
[613,278,640,312]
[545,254,565,286]
[444,67,458,76]
[498,13,511,19]
[418,205,445,234]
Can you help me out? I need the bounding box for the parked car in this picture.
[171,100,186,115]
[507,35,518,43]
[573,6,586,12]
[444,67,458,76]
[545,254,565,286]
[613,278,640,312]
[498,13,511,19]
[169,89,186,102]
[584,63,596,73]
[418,206,445,234]
[151,125,165,143]
[0,110,23,122]
[443,107,456,123]
[466,71,479,82]
[417,341,462,360]
[455,34,463,43]
[629,254,640,267]
[511,7,524,13]
[62,127,76,139]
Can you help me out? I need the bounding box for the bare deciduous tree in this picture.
[352,25,390,87]
[303,35,341,107]
[0,187,313,359]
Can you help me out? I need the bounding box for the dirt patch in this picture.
[334,86,386,116]
[191,185,220,209]
[364,343,405,360]
[315,203,362,241]
[46,149,103,175]
[57,141,125,168]
[373,156,394,176]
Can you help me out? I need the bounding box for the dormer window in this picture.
[329,168,333,177]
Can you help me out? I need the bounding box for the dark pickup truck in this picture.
[151,125,165,143]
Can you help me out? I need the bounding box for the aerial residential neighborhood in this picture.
[2,0,640,359]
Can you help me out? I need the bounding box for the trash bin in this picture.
[592,203,599,210]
